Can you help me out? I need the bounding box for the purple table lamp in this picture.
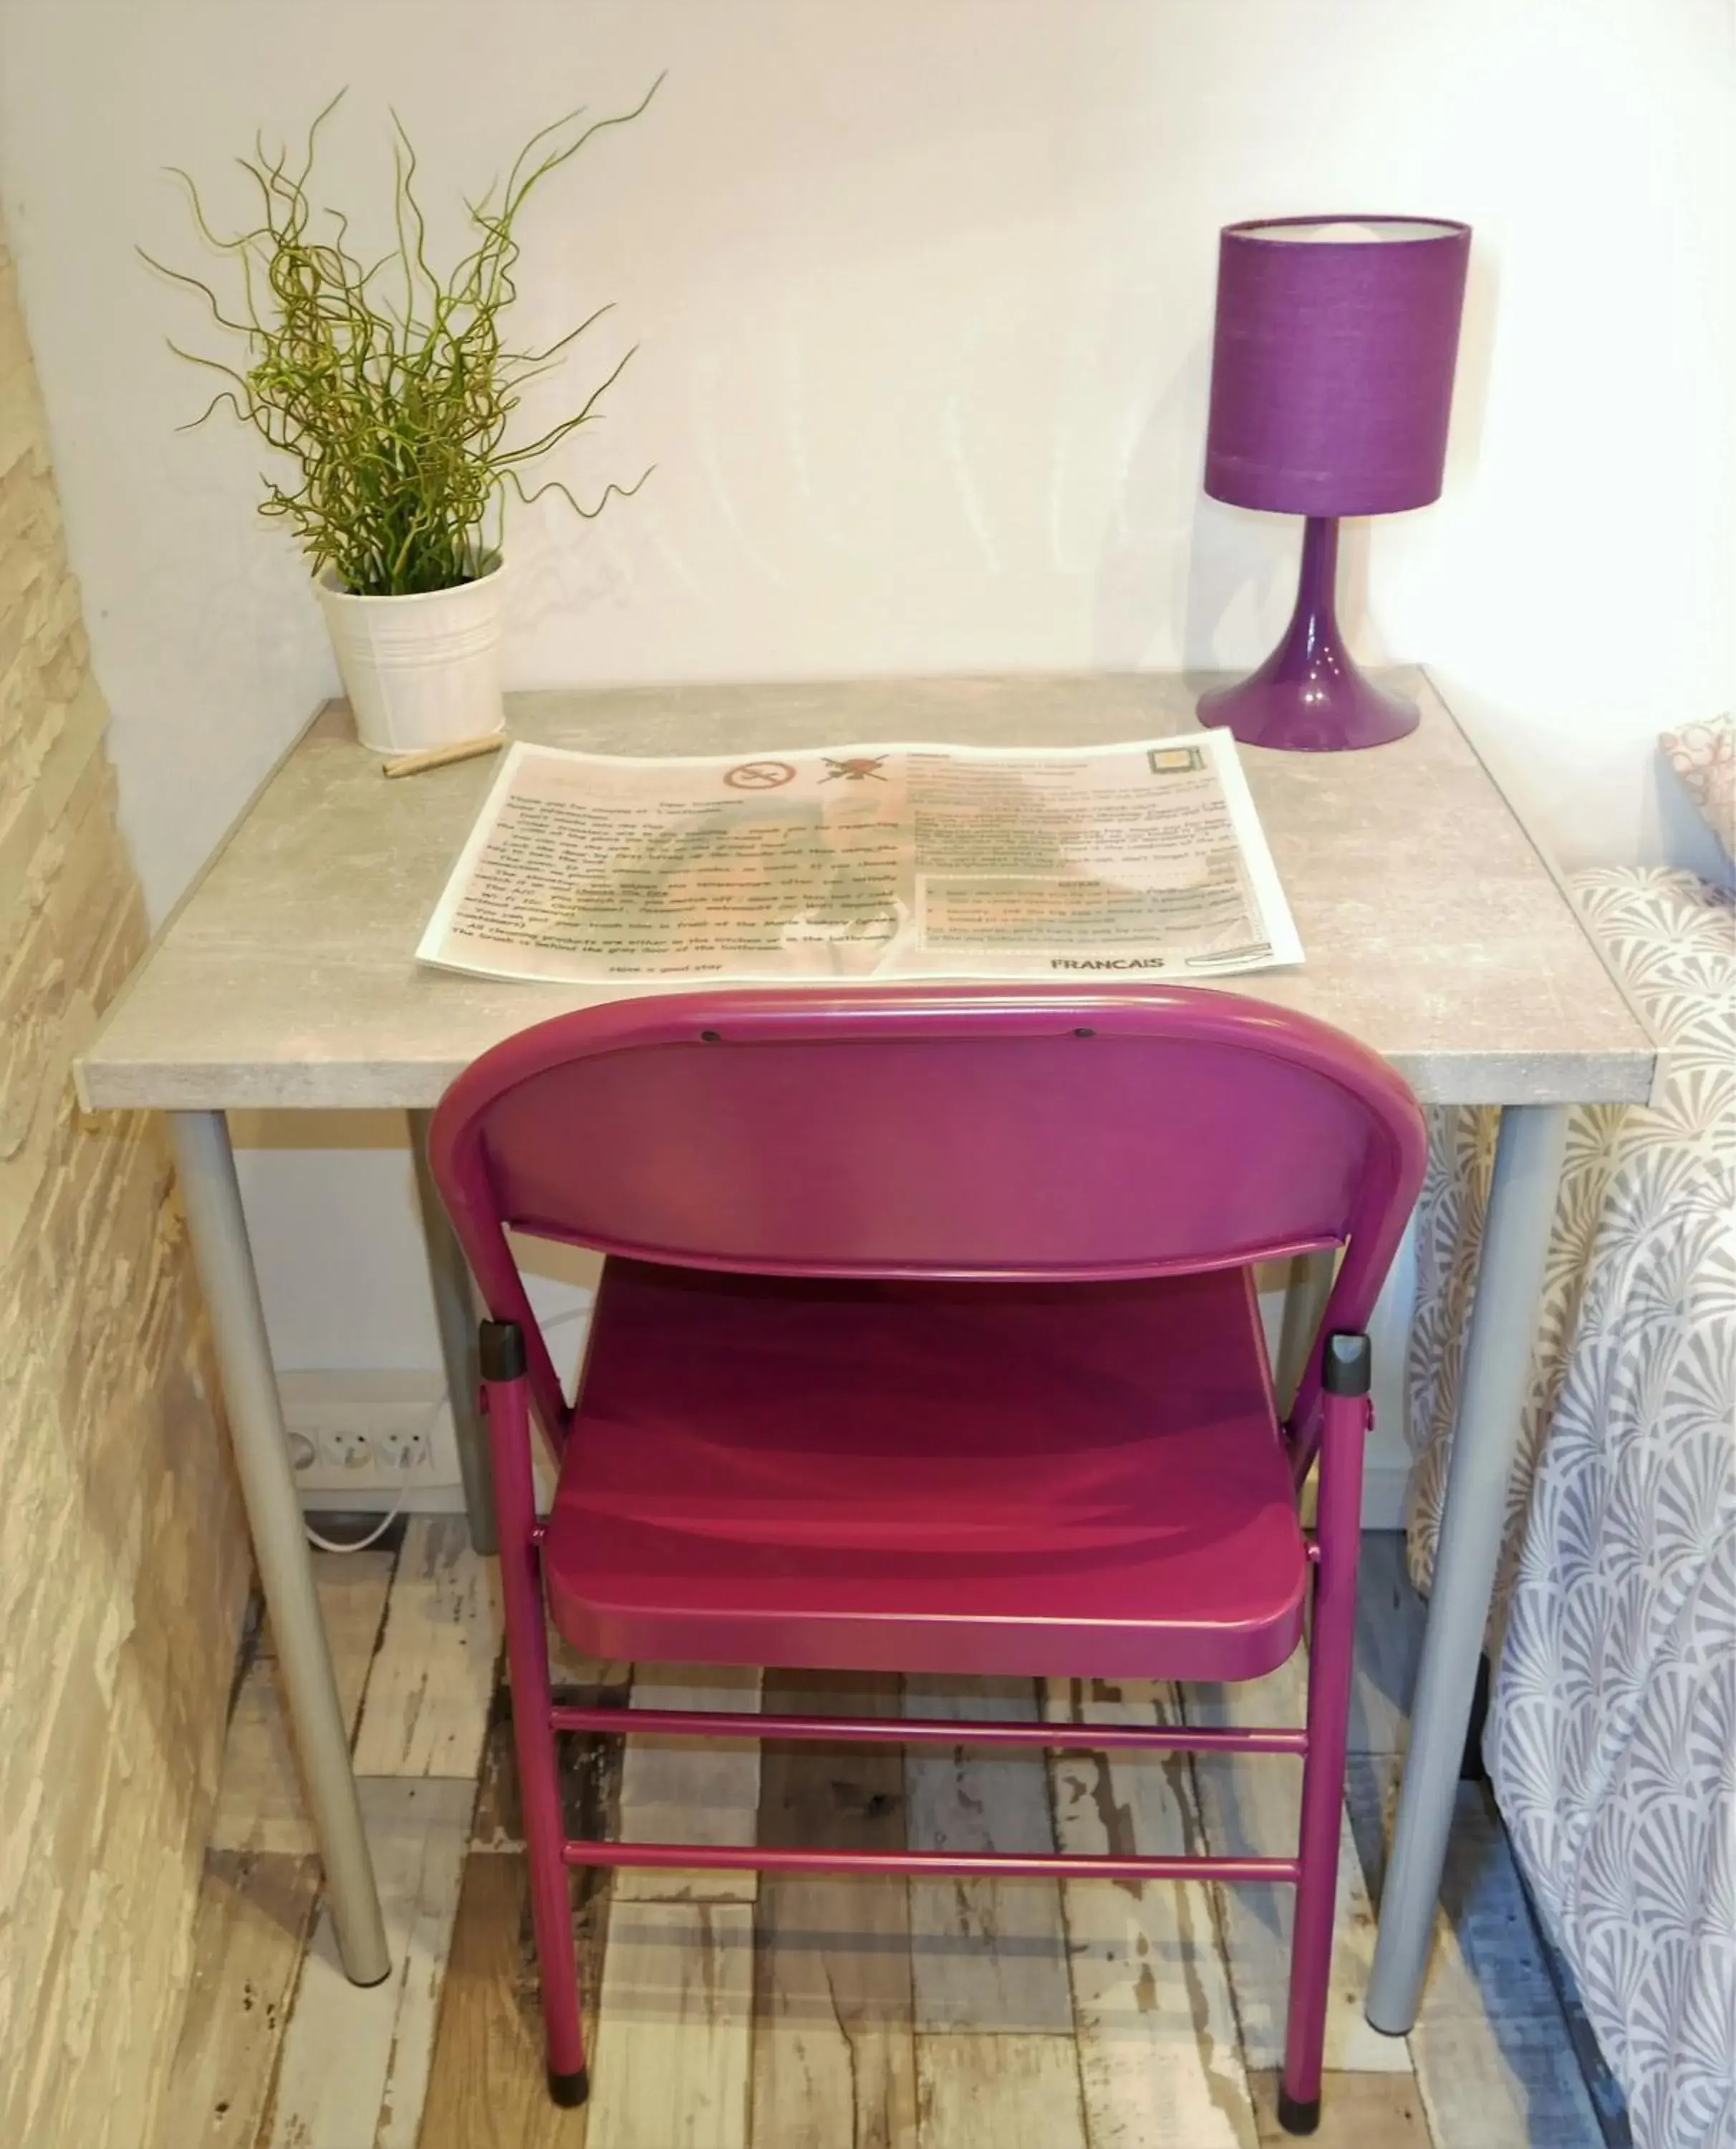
[1198,216,1470,751]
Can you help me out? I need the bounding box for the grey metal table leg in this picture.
[1366,1102,1570,2033]
[408,1108,496,1553]
[1276,1246,1336,1413]
[170,1110,390,1986]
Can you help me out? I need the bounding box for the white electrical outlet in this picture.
[279,1370,457,1506]
[375,1424,430,1475]
[321,1426,374,1473]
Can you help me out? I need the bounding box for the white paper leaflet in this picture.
[416,733,1303,985]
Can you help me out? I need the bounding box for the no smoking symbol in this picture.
[724,760,797,791]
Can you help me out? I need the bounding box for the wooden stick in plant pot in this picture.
[143,82,660,754]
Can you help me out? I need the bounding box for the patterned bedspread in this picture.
[1405,867,1735,2149]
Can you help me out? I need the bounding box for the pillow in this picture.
[1659,713,1735,862]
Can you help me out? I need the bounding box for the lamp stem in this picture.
[1196,514,1419,751]
[1293,516,1340,661]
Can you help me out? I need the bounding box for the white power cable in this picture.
[303,1451,413,1555]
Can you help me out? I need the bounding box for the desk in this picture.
[78,670,1652,2008]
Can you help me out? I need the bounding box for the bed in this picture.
[1406,863,1735,2149]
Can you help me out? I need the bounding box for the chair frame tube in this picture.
[564,1840,1301,1884]
[549,1703,1308,1756]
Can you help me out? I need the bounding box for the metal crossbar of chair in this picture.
[547,1701,1308,1756]
[560,1838,1301,1883]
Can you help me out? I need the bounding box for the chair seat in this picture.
[546,1259,1308,1683]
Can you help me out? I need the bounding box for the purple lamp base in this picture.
[1197,517,1419,752]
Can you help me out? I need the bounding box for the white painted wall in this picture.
[3,0,1730,1398]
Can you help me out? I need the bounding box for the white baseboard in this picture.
[1361,1456,1411,1530]
[299,1484,471,1514]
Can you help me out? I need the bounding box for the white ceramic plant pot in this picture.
[316,554,507,754]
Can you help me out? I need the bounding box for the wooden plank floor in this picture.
[155,1533,1622,2149]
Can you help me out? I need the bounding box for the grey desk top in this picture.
[78,670,1654,1112]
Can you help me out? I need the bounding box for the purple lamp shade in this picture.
[1197,216,1472,752]
[1205,217,1470,516]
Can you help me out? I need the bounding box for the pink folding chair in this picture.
[429,984,1426,2134]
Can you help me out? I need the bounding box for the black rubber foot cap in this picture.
[351,1966,393,1990]
[1277,2088,1321,2135]
[549,2066,589,2108]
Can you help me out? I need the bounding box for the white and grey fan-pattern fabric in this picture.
[1405,866,1736,2149]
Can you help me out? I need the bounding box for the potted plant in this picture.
[145,85,659,754]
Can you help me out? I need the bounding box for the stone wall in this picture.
[0,231,251,2149]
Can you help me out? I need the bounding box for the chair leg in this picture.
[1280,1339,1371,2135]
[512,1595,589,2106]
[483,1325,588,2107]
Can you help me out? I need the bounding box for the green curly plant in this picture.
[143,82,660,596]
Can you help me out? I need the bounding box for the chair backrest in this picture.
[430,984,1427,1457]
